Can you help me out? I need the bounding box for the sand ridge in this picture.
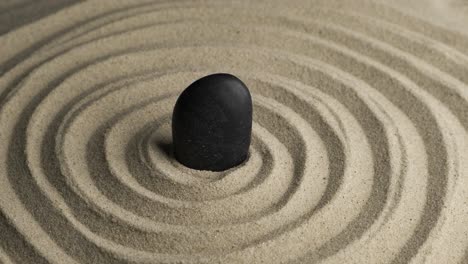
[0,0,468,263]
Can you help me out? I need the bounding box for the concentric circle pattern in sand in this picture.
[1,0,468,263]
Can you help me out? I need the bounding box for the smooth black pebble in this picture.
[172,73,253,171]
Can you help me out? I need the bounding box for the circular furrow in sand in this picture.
[0,0,467,263]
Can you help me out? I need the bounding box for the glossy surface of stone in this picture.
[172,73,252,171]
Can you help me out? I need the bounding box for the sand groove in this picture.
[0,0,467,263]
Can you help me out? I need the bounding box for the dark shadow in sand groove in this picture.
[0,0,82,35]
[0,0,32,15]
[0,211,48,263]
[156,141,172,158]
[0,0,185,76]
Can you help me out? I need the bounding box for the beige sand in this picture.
[0,0,468,263]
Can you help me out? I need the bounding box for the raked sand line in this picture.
[0,0,468,263]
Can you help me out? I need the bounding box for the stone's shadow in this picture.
[154,141,173,158]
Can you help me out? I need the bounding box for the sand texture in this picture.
[1,0,468,263]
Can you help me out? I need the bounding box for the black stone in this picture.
[172,73,253,171]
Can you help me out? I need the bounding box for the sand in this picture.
[0,0,468,263]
